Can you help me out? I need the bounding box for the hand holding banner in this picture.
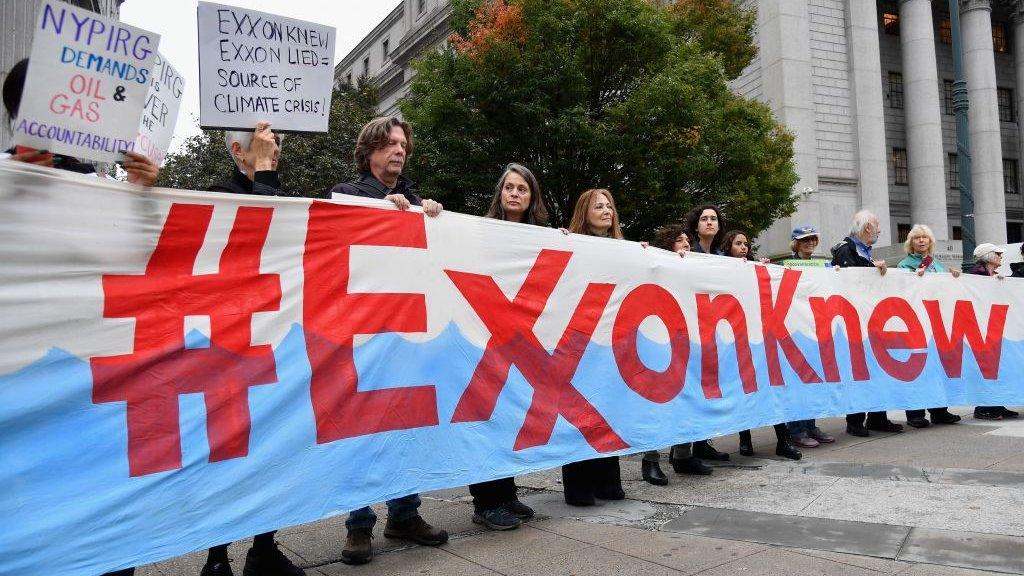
[11,0,160,162]
[197,2,336,132]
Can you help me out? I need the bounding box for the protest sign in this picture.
[11,0,160,162]
[134,52,184,165]
[197,2,335,132]
[1,162,1023,574]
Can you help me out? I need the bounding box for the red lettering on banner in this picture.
[809,296,869,382]
[303,202,437,444]
[447,250,629,452]
[91,204,280,477]
[612,284,689,403]
[868,297,927,381]
[756,267,823,385]
[923,300,1008,379]
[696,294,757,398]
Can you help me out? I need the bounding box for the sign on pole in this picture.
[197,2,336,132]
[134,52,184,166]
[11,0,160,162]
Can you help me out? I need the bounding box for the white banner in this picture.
[134,52,184,165]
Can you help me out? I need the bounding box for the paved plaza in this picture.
[143,408,1024,575]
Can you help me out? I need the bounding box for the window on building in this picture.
[882,2,899,35]
[1009,223,1023,243]
[948,153,960,189]
[952,226,962,240]
[897,224,912,243]
[939,15,952,44]
[1004,159,1019,194]
[888,72,904,109]
[893,148,909,185]
[362,57,370,77]
[993,23,1009,53]
[382,39,390,60]
[943,80,954,115]
[418,0,426,15]
[346,72,352,86]
[998,87,1014,122]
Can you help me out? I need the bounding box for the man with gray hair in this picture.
[830,209,905,438]
[209,121,284,196]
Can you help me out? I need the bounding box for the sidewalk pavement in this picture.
[144,408,1024,575]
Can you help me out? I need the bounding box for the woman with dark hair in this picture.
[562,188,626,505]
[639,225,714,483]
[685,205,726,255]
[467,163,544,530]
[720,231,802,460]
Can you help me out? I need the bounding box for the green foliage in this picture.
[157,83,379,197]
[402,0,796,241]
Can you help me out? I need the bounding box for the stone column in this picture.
[1014,2,1024,194]
[962,0,1007,244]
[899,0,949,241]
[846,0,893,246]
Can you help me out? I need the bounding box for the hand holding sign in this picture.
[250,121,280,172]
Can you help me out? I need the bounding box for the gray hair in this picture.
[224,130,284,168]
[851,210,876,235]
[983,251,1002,264]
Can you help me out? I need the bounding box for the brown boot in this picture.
[383,515,449,546]
[341,527,373,565]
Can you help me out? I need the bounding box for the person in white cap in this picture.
[966,243,1019,421]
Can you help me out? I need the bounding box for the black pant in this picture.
[103,571,134,576]
[739,423,789,445]
[469,477,518,512]
[562,456,620,501]
[847,411,889,427]
[907,408,949,419]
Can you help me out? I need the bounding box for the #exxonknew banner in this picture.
[1,162,1022,575]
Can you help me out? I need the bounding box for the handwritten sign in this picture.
[134,52,184,165]
[197,2,335,132]
[12,0,160,162]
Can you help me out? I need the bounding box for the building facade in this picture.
[336,0,1023,262]
[1,0,124,149]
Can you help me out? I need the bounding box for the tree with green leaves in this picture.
[401,0,798,240]
[157,83,379,197]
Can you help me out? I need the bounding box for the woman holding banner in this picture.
[897,225,963,428]
[720,231,802,460]
[561,188,628,506]
[466,163,546,530]
[968,243,1020,421]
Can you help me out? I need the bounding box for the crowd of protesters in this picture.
[3,58,1022,575]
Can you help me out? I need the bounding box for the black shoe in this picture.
[242,544,305,576]
[200,561,233,576]
[1000,407,1020,419]
[846,424,870,437]
[775,442,802,460]
[866,419,904,433]
[472,507,521,531]
[739,439,754,457]
[974,408,1003,420]
[502,499,535,519]
[384,515,448,546]
[931,411,961,424]
[341,527,373,565]
[642,460,668,486]
[670,456,712,475]
[693,441,730,461]
[906,417,930,429]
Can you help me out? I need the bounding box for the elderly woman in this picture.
[897,225,962,428]
[968,244,1020,421]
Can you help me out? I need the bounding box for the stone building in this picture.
[0,0,124,149]
[336,0,1023,261]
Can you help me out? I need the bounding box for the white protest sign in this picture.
[12,0,160,162]
[197,2,335,133]
[134,52,184,165]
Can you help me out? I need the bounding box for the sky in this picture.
[119,0,401,152]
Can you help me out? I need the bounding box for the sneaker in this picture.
[340,527,373,565]
[384,515,449,546]
[472,507,521,530]
[1000,407,1020,419]
[502,499,535,519]
[974,408,1003,421]
[792,435,819,448]
[808,428,835,443]
[930,411,961,425]
[200,561,233,576]
[241,544,305,576]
